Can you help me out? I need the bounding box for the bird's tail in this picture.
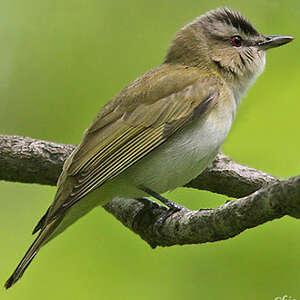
[4,217,62,289]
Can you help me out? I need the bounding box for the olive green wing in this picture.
[44,69,222,223]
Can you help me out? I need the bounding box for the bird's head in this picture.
[165,8,293,96]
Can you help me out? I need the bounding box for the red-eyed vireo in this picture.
[5,8,293,288]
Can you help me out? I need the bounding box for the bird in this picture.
[5,7,293,288]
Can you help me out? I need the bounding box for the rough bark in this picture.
[0,134,299,248]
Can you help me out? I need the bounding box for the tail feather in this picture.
[32,207,51,235]
[4,218,62,289]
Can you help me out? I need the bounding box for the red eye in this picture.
[231,35,242,47]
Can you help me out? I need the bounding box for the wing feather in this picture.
[63,125,165,208]
[44,68,223,223]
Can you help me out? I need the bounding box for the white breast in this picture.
[117,96,236,196]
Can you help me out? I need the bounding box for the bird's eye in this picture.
[231,35,242,47]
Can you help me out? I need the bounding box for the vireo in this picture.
[5,7,293,288]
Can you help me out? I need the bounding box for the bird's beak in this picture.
[257,35,294,50]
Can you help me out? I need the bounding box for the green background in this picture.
[0,0,299,299]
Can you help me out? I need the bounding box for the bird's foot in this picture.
[137,186,188,239]
[153,206,183,235]
[144,191,187,235]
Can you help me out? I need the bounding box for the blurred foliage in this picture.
[0,0,299,299]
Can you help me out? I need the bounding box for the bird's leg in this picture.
[138,185,186,210]
[138,186,187,234]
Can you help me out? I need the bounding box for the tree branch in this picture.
[0,134,299,248]
[106,176,300,247]
[0,135,278,197]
